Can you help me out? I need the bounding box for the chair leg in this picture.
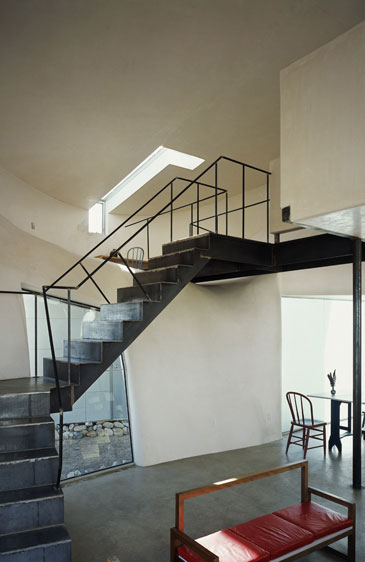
[348,530,356,562]
[302,428,305,449]
[323,424,326,456]
[286,426,294,454]
[304,428,310,459]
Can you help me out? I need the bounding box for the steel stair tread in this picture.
[138,264,193,274]
[149,247,202,260]
[0,447,58,464]
[0,378,55,396]
[64,338,122,344]
[0,524,70,554]
[0,485,62,506]
[0,416,52,428]
[45,358,100,366]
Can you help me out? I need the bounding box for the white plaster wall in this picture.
[0,214,129,380]
[0,165,108,257]
[125,273,281,466]
[280,262,365,297]
[280,22,365,223]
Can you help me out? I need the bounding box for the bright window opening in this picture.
[88,202,104,234]
[102,146,204,214]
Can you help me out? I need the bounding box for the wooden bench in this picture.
[170,460,355,562]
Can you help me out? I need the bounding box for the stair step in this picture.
[0,448,58,492]
[0,524,71,561]
[63,340,103,361]
[82,320,124,341]
[0,417,54,453]
[147,248,201,269]
[133,265,191,286]
[0,379,52,421]
[43,358,81,384]
[162,233,210,255]
[100,300,144,321]
[0,485,63,536]
[117,282,167,303]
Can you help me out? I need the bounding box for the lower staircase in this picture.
[0,379,71,560]
[0,232,274,560]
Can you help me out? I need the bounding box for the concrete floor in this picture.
[63,435,364,562]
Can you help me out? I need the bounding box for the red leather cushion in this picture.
[273,502,354,539]
[230,514,313,557]
[177,529,270,562]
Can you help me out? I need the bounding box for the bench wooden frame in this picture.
[170,460,356,562]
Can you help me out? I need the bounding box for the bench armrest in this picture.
[170,527,219,562]
[307,487,356,520]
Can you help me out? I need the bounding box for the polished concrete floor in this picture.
[63,435,364,562]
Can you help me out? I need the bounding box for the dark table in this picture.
[308,392,364,453]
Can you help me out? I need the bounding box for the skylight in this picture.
[102,146,204,214]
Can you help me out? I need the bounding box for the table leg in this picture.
[329,400,342,453]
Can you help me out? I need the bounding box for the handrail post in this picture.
[242,165,245,239]
[170,181,173,242]
[34,294,38,378]
[43,286,63,489]
[225,192,228,236]
[189,204,194,237]
[196,183,200,234]
[67,289,71,386]
[147,220,150,259]
[214,163,218,233]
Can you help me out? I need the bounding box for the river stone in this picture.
[74,424,86,432]
[87,430,98,437]
[113,427,124,435]
[103,421,113,429]
[73,431,83,439]
[113,421,123,428]
[85,421,93,427]
[104,428,114,436]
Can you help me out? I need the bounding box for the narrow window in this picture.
[88,201,104,234]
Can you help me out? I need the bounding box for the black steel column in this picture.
[242,165,245,239]
[353,237,362,489]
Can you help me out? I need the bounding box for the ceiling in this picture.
[0,0,364,213]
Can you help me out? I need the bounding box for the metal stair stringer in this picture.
[47,253,210,411]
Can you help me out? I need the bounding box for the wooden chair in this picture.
[286,392,326,458]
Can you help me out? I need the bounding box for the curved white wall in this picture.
[126,274,282,466]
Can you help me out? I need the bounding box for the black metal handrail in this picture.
[41,154,270,489]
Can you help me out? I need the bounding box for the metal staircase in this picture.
[0,156,273,560]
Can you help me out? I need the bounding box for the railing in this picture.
[124,177,227,258]
[39,154,270,488]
